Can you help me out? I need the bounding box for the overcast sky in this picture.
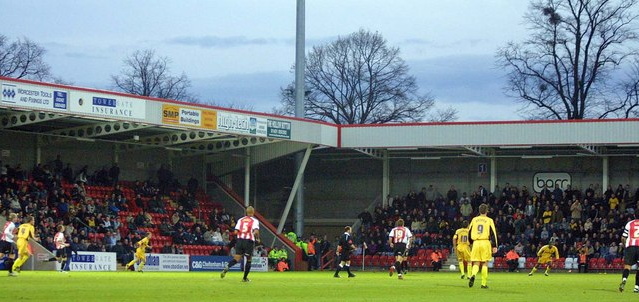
[2,0,532,121]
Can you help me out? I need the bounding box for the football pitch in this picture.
[0,270,628,301]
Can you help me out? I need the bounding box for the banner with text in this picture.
[189,256,268,272]
[70,251,117,271]
[1,82,68,112]
[69,91,146,119]
[161,104,217,130]
[217,112,267,137]
[142,253,190,272]
[267,119,291,139]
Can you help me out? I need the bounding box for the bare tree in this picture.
[277,29,454,124]
[0,34,51,80]
[111,49,194,102]
[611,58,639,118]
[497,0,638,120]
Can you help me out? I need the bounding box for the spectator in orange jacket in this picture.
[277,259,289,272]
[431,249,442,272]
[506,248,520,272]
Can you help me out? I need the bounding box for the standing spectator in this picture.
[570,199,582,221]
[447,185,458,203]
[109,163,120,187]
[187,176,199,195]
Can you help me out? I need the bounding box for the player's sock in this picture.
[395,261,401,274]
[138,261,146,271]
[529,267,537,275]
[467,263,472,278]
[481,265,488,286]
[12,255,27,272]
[459,262,466,276]
[334,264,343,276]
[544,266,550,275]
[6,259,14,273]
[345,265,354,276]
[227,258,238,269]
[634,270,639,286]
[60,260,67,271]
[623,268,630,281]
[243,260,252,280]
[125,259,136,268]
[471,264,479,278]
[402,261,408,274]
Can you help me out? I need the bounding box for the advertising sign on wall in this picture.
[1,82,68,111]
[69,251,117,271]
[217,112,267,137]
[267,119,291,139]
[532,172,571,192]
[189,256,268,272]
[143,254,190,272]
[70,91,146,119]
[161,104,217,130]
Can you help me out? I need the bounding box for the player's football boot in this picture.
[619,280,626,292]
[481,285,489,289]
[398,274,403,280]
[544,272,549,276]
[468,275,475,287]
[242,278,251,282]
[389,266,395,277]
[333,274,340,278]
[348,273,356,278]
[220,268,228,279]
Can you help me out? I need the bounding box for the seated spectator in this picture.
[149,196,166,214]
[210,227,225,246]
[103,231,117,249]
[110,240,127,264]
[159,219,174,236]
[277,259,289,272]
[161,242,174,254]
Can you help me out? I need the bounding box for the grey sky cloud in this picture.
[167,35,286,48]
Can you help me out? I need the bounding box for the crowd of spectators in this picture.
[357,183,634,263]
[0,156,236,266]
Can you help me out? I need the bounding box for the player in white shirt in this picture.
[388,219,413,280]
[54,225,71,272]
[1,213,18,276]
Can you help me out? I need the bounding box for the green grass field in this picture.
[0,270,629,302]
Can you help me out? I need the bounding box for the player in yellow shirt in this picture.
[452,220,472,279]
[529,239,559,276]
[467,204,498,289]
[126,232,152,272]
[12,216,38,274]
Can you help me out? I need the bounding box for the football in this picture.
[449,264,456,271]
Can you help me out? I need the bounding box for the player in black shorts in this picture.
[0,240,16,276]
[333,226,356,278]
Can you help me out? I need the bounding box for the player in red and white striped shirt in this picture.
[388,219,413,280]
[220,206,260,282]
[619,216,639,292]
